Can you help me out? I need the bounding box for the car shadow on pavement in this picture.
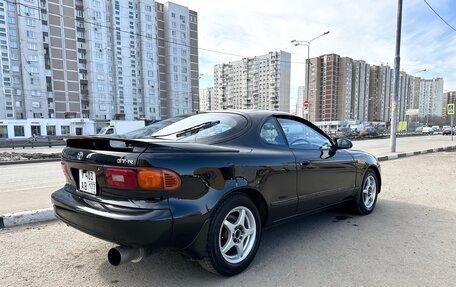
[96,199,456,286]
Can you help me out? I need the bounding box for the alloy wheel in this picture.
[218,206,256,264]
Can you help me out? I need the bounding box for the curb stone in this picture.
[377,145,456,161]
[0,158,61,166]
[0,208,55,229]
[1,144,455,229]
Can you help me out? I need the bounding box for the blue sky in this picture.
[177,0,456,105]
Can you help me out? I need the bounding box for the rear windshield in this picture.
[122,115,189,139]
[151,112,248,143]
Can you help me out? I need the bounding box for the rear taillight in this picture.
[104,167,181,191]
[137,169,181,191]
[105,168,138,189]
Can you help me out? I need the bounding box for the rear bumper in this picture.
[51,188,173,248]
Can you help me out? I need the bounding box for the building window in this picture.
[145,5,151,11]
[46,125,56,136]
[31,125,41,136]
[0,126,8,138]
[28,54,38,62]
[26,18,35,26]
[26,30,37,39]
[30,78,39,85]
[8,17,16,24]
[28,42,38,50]
[14,126,25,137]
[61,126,70,135]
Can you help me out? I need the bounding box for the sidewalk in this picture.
[0,146,64,154]
[1,135,455,228]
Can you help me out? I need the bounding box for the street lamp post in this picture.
[390,0,403,153]
[291,31,330,121]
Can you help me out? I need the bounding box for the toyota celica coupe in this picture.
[52,110,381,276]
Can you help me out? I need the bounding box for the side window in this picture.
[277,118,331,149]
[260,118,286,146]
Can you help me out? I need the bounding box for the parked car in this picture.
[360,126,379,137]
[422,127,434,135]
[52,110,382,276]
[335,127,356,138]
[415,126,423,133]
[442,127,455,135]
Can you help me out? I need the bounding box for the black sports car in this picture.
[52,110,381,276]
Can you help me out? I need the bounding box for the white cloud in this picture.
[178,0,456,103]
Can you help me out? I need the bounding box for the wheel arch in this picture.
[181,186,268,260]
[367,165,382,193]
[230,187,268,226]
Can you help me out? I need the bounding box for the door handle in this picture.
[299,160,311,167]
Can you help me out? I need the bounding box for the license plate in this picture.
[79,169,97,195]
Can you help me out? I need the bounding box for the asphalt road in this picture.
[351,134,456,156]
[0,161,64,214]
[0,152,455,286]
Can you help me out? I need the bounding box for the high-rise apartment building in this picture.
[352,60,370,122]
[307,56,321,121]
[306,52,445,125]
[295,86,305,117]
[213,51,291,112]
[369,65,383,122]
[0,0,198,121]
[417,78,444,119]
[306,54,370,122]
[199,87,214,112]
[338,57,353,121]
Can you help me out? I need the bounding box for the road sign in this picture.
[304,100,309,110]
[448,104,455,115]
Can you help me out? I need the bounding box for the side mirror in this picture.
[335,138,353,149]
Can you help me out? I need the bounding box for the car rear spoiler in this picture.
[65,136,240,153]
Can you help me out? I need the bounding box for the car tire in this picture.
[350,169,379,215]
[199,193,262,276]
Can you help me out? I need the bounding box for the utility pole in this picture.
[390,0,403,152]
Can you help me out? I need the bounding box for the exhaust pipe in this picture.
[108,246,145,266]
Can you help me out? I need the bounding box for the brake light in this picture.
[104,167,181,191]
[105,168,138,189]
[138,169,181,191]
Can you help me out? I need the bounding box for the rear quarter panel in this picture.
[137,146,297,248]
